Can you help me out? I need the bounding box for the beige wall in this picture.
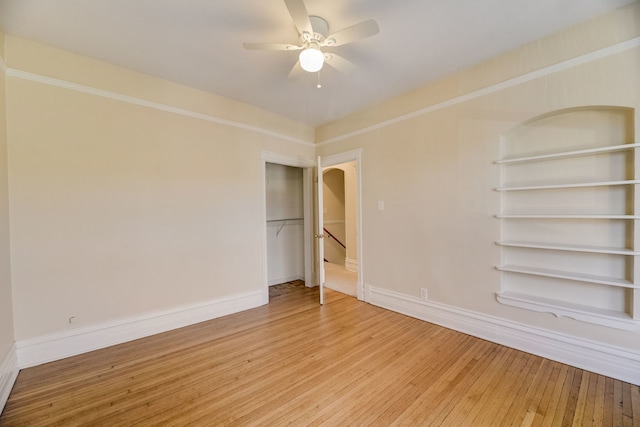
[0,28,15,359]
[4,37,314,340]
[316,3,640,349]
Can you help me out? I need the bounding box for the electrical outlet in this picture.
[419,288,428,300]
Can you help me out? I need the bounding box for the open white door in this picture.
[316,156,325,305]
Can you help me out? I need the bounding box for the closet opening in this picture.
[261,152,314,304]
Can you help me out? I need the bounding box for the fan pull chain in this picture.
[316,71,322,89]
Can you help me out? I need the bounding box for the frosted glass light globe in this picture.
[299,48,324,72]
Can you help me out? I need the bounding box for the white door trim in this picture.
[320,149,365,301]
[260,151,315,303]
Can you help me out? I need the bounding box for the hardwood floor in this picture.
[2,281,639,426]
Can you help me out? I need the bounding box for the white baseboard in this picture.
[368,285,640,386]
[268,275,304,286]
[16,290,265,369]
[345,258,358,272]
[0,343,18,413]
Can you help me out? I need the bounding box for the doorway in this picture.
[322,164,357,297]
[261,152,314,304]
[265,163,305,286]
[318,149,363,302]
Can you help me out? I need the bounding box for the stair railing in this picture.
[323,227,346,249]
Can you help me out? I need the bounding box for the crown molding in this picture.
[317,36,640,146]
[5,68,315,147]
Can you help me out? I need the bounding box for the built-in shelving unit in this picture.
[495,107,640,330]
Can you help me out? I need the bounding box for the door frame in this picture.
[260,151,315,304]
[319,149,364,301]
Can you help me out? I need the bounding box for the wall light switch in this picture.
[377,200,384,211]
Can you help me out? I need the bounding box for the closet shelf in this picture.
[496,291,640,331]
[266,218,303,222]
[496,241,640,255]
[496,214,640,219]
[495,180,640,192]
[496,265,639,289]
[267,218,304,237]
[495,143,640,165]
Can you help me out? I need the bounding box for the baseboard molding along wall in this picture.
[345,258,358,273]
[16,289,264,370]
[0,344,18,413]
[367,285,640,386]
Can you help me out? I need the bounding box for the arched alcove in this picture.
[495,106,639,330]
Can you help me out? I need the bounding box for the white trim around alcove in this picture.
[367,284,640,386]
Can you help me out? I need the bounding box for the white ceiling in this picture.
[0,0,635,127]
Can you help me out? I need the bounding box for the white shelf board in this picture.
[495,180,640,192]
[496,143,640,165]
[496,291,640,331]
[496,214,640,219]
[496,241,640,255]
[495,264,639,289]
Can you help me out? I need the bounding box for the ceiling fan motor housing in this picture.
[301,15,331,46]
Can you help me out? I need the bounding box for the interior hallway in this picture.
[323,261,357,297]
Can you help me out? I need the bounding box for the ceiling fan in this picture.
[243,0,379,78]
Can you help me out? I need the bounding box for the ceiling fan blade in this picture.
[324,19,379,46]
[288,61,305,80]
[284,0,313,35]
[324,53,357,74]
[243,42,301,51]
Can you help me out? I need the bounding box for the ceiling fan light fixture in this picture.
[299,47,324,72]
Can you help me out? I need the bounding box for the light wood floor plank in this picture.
[470,350,531,426]
[538,364,570,427]
[437,345,508,426]
[582,372,600,427]
[631,384,640,427]
[1,281,638,426]
[572,371,592,426]
[457,346,517,425]
[498,355,544,426]
[392,339,495,425]
[508,358,554,426]
[615,377,625,426]
[593,374,608,427]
